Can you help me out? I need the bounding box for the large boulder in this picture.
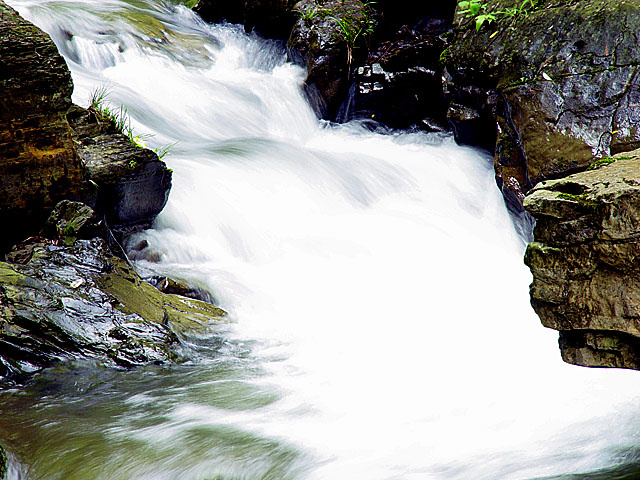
[0,4,172,251]
[524,149,640,369]
[0,237,226,382]
[288,0,376,119]
[444,0,640,211]
[0,1,90,251]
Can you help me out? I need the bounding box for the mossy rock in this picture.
[445,0,640,207]
[0,238,226,381]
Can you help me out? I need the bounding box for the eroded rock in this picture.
[524,149,640,369]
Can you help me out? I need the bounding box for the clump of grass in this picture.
[89,86,136,144]
[88,87,174,160]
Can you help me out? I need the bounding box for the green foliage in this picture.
[457,0,543,32]
[329,2,377,74]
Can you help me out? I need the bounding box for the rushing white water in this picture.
[6,1,640,479]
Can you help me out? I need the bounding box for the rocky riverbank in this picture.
[0,1,226,385]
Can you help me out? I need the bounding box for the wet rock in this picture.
[194,0,298,39]
[341,26,449,130]
[146,275,216,304]
[524,149,640,369]
[0,444,5,480]
[373,1,455,37]
[44,200,104,246]
[0,2,90,251]
[288,0,376,119]
[0,238,226,382]
[67,105,172,233]
[445,0,640,209]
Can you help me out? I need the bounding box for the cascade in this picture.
[4,1,640,478]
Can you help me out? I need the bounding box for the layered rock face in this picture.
[445,0,640,211]
[0,2,89,250]
[0,2,172,249]
[524,150,640,369]
[0,5,198,382]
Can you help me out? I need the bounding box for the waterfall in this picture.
[5,1,640,479]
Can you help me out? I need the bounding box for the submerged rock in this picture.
[0,238,226,382]
[445,0,640,210]
[0,1,90,251]
[524,149,640,369]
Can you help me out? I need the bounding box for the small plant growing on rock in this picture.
[89,87,136,144]
[88,87,168,156]
[457,0,543,32]
[328,2,376,76]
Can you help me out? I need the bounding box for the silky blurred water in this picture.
[4,1,640,479]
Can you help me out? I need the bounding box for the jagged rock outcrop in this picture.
[0,1,90,251]
[524,150,640,369]
[445,0,640,212]
[0,235,226,382]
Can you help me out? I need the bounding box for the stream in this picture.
[4,1,640,478]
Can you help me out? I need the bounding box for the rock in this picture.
[373,1,455,37]
[524,149,640,369]
[0,444,5,480]
[194,0,298,39]
[145,275,216,304]
[340,24,449,130]
[0,1,91,251]
[0,238,226,382]
[288,0,376,119]
[444,0,640,209]
[44,200,104,246]
[67,105,172,233]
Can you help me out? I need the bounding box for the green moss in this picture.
[556,192,601,209]
[588,155,633,170]
[97,257,226,335]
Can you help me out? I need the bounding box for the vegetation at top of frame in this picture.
[88,87,173,160]
[457,0,544,32]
